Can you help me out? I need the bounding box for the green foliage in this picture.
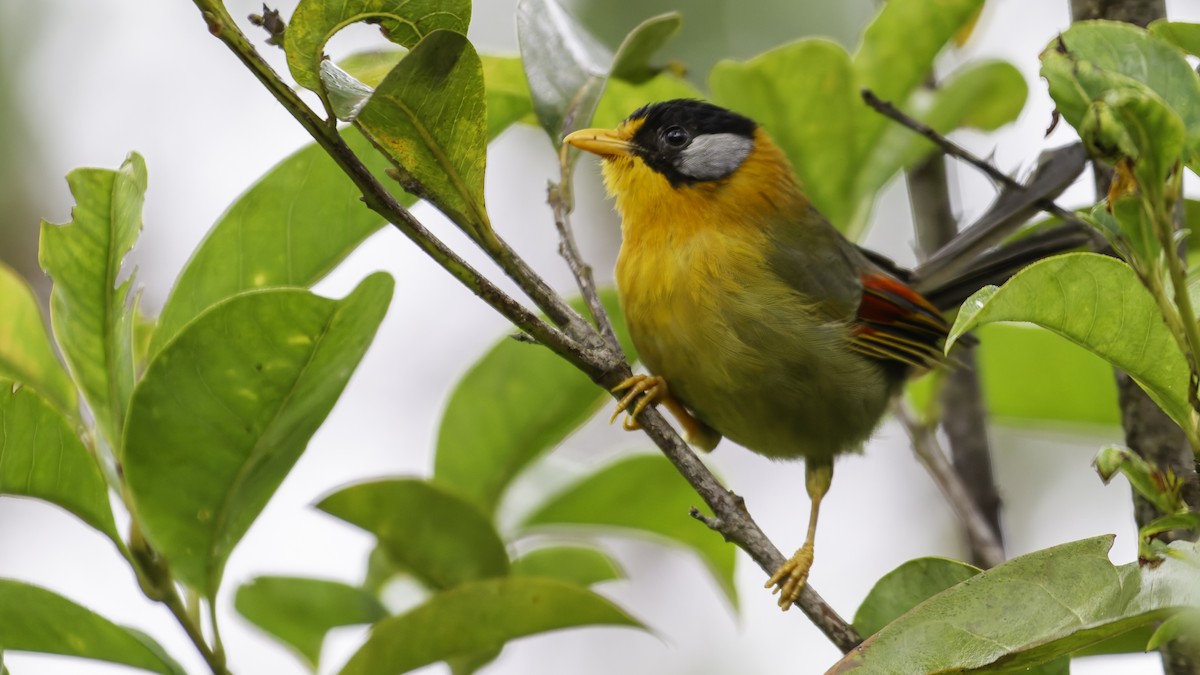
[9,3,1200,674]
[318,479,510,589]
[433,290,631,515]
[124,275,394,597]
[0,380,120,546]
[285,0,470,94]
[948,253,1191,433]
[830,537,1198,673]
[0,580,184,675]
[151,128,406,356]
[852,557,980,637]
[355,30,492,241]
[511,546,624,586]
[235,576,387,669]
[522,454,737,605]
[39,152,144,447]
[710,0,1023,238]
[516,0,680,148]
[338,578,644,675]
[0,262,75,415]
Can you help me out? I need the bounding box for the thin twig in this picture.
[906,149,1006,567]
[548,145,622,353]
[894,403,1006,569]
[189,0,863,652]
[861,89,1089,231]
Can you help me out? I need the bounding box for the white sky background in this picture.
[3,0,1199,674]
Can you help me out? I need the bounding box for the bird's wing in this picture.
[849,272,949,369]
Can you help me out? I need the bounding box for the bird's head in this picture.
[564,99,804,230]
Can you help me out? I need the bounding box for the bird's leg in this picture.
[765,460,834,610]
[610,375,720,450]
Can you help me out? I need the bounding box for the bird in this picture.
[563,98,1090,610]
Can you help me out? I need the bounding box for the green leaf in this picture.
[0,579,184,675]
[946,253,1191,433]
[853,0,986,158]
[853,557,980,638]
[976,324,1120,427]
[123,273,393,597]
[512,546,624,587]
[284,0,470,94]
[318,479,509,590]
[480,55,535,138]
[522,454,736,606]
[433,290,632,515]
[355,30,491,241]
[709,40,860,232]
[0,262,75,416]
[0,380,119,545]
[516,0,679,146]
[1150,21,1200,56]
[608,13,682,85]
[1041,21,1200,170]
[152,129,405,356]
[338,577,643,675]
[235,576,387,669]
[828,536,1199,673]
[39,152,145,446]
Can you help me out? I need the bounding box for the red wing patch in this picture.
[850,273,950,370]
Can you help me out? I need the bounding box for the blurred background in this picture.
[1,1,1197,673]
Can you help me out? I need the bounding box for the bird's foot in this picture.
[610,374,668,430]
[765,542,814,611]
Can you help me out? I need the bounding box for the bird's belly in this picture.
[619,252,893,462]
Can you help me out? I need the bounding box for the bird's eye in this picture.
[662,126,690,147]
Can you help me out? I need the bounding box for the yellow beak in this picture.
[563,128,635,157]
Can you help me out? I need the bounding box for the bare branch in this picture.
[861,89,1090,232]
[894,404,1006,569]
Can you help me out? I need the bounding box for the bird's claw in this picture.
[765,542,814,611]
[610,375,668,429]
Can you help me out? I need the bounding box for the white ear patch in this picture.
[675,133,754,181]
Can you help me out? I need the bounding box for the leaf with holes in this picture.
[0,580,184,675]
[123,273,393,597]
[39,152,144,446]
[284,0,470,94]
[355,30,490,241]
[947,253,1190,433]
[0,262,75,416]
[235,576,387,669]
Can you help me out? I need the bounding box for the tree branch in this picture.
[861,90,1090,232]
[189,0,863,653]
[906,152,1005,567]
[895,404,1006,569]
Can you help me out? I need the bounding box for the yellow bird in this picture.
[565,99,956,610]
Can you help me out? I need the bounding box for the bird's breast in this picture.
[614,214,893,461]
